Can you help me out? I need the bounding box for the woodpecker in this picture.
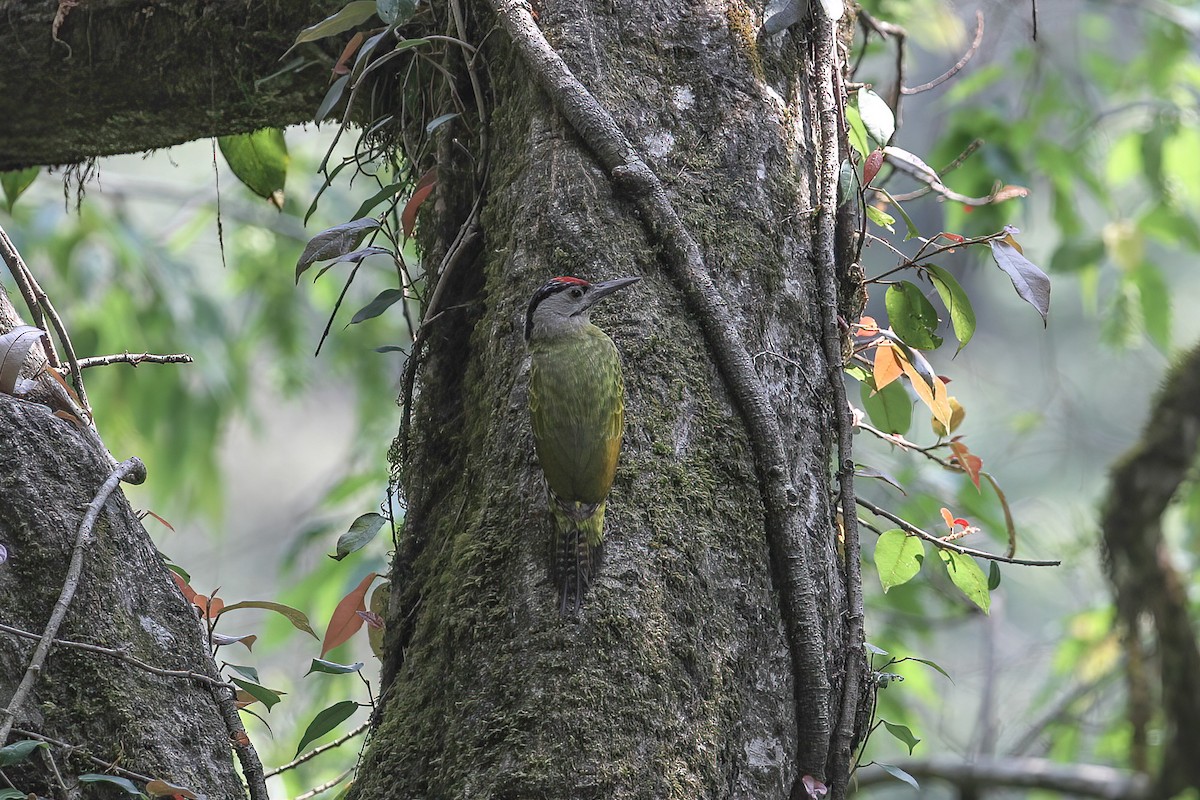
[525,275,641,613]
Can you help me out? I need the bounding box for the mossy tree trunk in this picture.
[357,2,864,799]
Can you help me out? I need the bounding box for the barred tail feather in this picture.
[549,495,606,614]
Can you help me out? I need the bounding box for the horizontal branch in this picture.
[856,497,1060,567]
[0,0,344,170]
[70,352,194,370]
[854,756,1149,799]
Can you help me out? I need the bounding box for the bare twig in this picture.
[0,225,58,366]
[292,767,354,800]
[11,728,153,784]
[856,497,1059,567]
[0,457,145,743]
[71,352,194,370]
[0,622,232,691]
[854,756,1148,799]
[266,720,370,778]
[902,12,984,95]
[491,0,832,785]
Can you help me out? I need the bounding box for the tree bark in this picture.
[0,392,245,798]
[356,2,864,798]
[0,0,342,171]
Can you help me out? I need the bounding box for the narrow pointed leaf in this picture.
[351,289,405,324]
[229,678,283,710]
[306,658,365,675]
[321,572,379,656]
[288,2,377,52]
[218,600,318,639]
[77,774,141,794]
[878,763,920,790]
[296,218,380,281]
[295,700,360,757]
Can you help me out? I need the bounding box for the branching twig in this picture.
[70,352,194,370]
[0,457,145,744]
[266,720,370,778]
[0,622,232,692]
[491,0,832,784]
[856,497,1059,566]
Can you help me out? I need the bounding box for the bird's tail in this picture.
[549,496,605,614]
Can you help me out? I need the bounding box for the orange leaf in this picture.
[855,316,880,337]
[321,572,379,657]
[401,168,438,240]
[940,507,955,529]
[949,440,984,490]
[939,232,965,244]
[143,510,176,531]
[333,31,365,76]
[194,594,224,619]
[898,356,952,429]
[872,344,903,391]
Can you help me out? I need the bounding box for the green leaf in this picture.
[1050,238,1104,273]
[877,763,920,790]
[226,664,260,683]
[0,788,28,799]
[331,512,387,560]
[0,739,48,766]
[988,561,1002,591]
[315,74,351,123]
[881,720,921,755]
[837,160,858,208]
[906,657,954,683]
[844,105,870,160]
[218,129,289,208]
[295,218,380,282]
[886,281,943,350]
[351,182,405,221]
[351,288,406,324]
[306,658,365,675]
[989,240,1051,325]
[938,550,991,613]
[295,700,360,757]
[230,677,283,710]
[857,88,895,147]
[925,264,976,352]
[873,529,924,591]
[376,0,418,25]
[865,205,895,233]
[1132,263,1170,350]
[288,2,378,52]
[864,642,889,656]
[425,112,460,134]
[860,380,911,436]
[218,601,318,639]
[1,167,39,212]
[78,774,142,795]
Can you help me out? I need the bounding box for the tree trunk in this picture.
[0,392,245,798]
[356,2,864,798]
[0,0,342,170]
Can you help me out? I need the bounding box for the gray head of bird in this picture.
[524,276,641,341]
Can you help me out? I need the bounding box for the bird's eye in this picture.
[570,288,584,299]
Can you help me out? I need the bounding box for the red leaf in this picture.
[939,232,965,244]
[321,573,379,656]
[949,441,984,490]
[863,149,884,185]
[401,168,438,240]
[143,510,176,531]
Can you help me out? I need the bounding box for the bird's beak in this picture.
[583,276,641,309]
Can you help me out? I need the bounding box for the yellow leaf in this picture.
[900,357,951,428]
